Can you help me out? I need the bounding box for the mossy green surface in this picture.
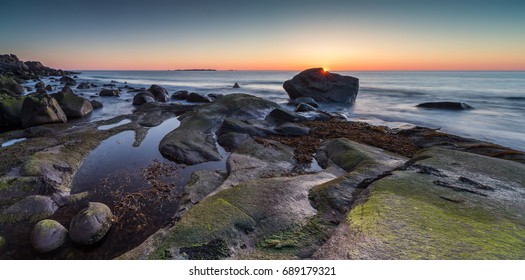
[346,171,525,259]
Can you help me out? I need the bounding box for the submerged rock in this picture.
[172,90,189,100]
[59,76,75,84]
[90,99,103,109]
[283,68,359,103]
[233,82,240,88]
[76,82,91,89]
[45,84,53,91]
[147,84,169,102]
[417,102,474,110]
[19,93,67,128]
[99,89,120,97]
[30,219,68,253]
[186,92,211,103]
[69,202,113,245]
[52,86,93,118]
[132,91,156,105]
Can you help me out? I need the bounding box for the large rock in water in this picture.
[19,93,68,128]
[52,86,93,118]
[283,68,359,103]
[148,84,169,102]
[69,202,113,245]
[132,91,156,105]
[417,102,474,110]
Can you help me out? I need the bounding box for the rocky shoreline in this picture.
[1,60,524,259]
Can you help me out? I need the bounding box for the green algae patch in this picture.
[346,171,525,259]
[151,197,255,259]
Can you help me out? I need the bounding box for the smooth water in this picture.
[70,70,525,151]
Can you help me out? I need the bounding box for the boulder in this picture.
[35,81,45,89]
[233,82,240,88]
[186,92,211,103]
[0,195,58,223]
[147,84,169,102]
[172,90,189,100]
[208,93,223,99]
[99,89,120,97]
[133,91,156,105]
[44,84,53,91]
[283,68,359,103]
[417,102,474,110]
[30,219,68,253]
[69,202,113,245]
[103,83,115,87]
[52,86,93,118]
[274,122,310,136]
[265,108,306,124]
[19,93,68,128]
[294,103,317,112]
[90,100,103,109]
[217,132,251,151]
[76,82,91,89]
[0,76,25,95]
[59,76,75,84]
[0,95,25,129]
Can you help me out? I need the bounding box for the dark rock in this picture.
[289,97,319,108]
[233,82,240,88]
[283,68,359,103]
[35,81,45,89]
[217,132,251,151]
[69,202,113,245]
[45,84,53,91]
[187,92,212,103]
[90,83,98,88]
[218,118,273,137]
[20,93,68,128]
[147,84,169,102]
[52,86,93,118]
[110,80,118,83]
[64,81,76,86]
[265,108,306,124]
[133,91,156,105]
[0,95,25,129]
[73,75,78,78]
[103,83,115,87]
[294,103,317,112]
[76,82,91,89]
[0,236,5,252]
[297,111,332,121]
[36,88,46,94]
[90,100,103,109]
[159,94,280,165]
[417,102,474,110]
[0,76,25,95]
[274,122,310,136]
[172,90,189,100]
[59,76,75,84]
[30,219,68,253]
[99,89,120,97]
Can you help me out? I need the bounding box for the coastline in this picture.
[1,64,525,260]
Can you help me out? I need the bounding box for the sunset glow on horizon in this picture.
[2,0,524,71]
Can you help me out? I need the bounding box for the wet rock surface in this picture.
[69,202,113,245]
[30,219,68,253]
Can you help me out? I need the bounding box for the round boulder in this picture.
[69,202,113,245]
[35,81,45,89]
[30,219,68,253]
[19,94,68,128]
[52,86,93,118]
[99,89,120,97]
[132,91,156,105]
[172,90,189,100]
[283,68,359,103]
[90,100,103,109]
[147,84,169,102]
[186,92,211,103]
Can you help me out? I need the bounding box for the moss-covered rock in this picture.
[159,94,280,165]
[0,195,58,223]
[19,93,67,128]
[30,219,68,253]
[0,94,25,129]
[315,147,525,259]
[0,75,25,95]
[52,86,93,118]
[69,202,113,245]
[0,235,6,252]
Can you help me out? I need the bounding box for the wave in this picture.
[504,96,525,101]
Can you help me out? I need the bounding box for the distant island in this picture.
[170,69,217,71]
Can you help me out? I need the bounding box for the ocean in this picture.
[46,70,525,151]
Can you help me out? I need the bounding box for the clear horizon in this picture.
[2,0,525,71]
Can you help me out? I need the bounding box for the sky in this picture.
[1,0,525,71]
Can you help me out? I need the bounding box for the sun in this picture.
[322,67,329,72]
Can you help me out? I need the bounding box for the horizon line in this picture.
[69,69,525,72]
